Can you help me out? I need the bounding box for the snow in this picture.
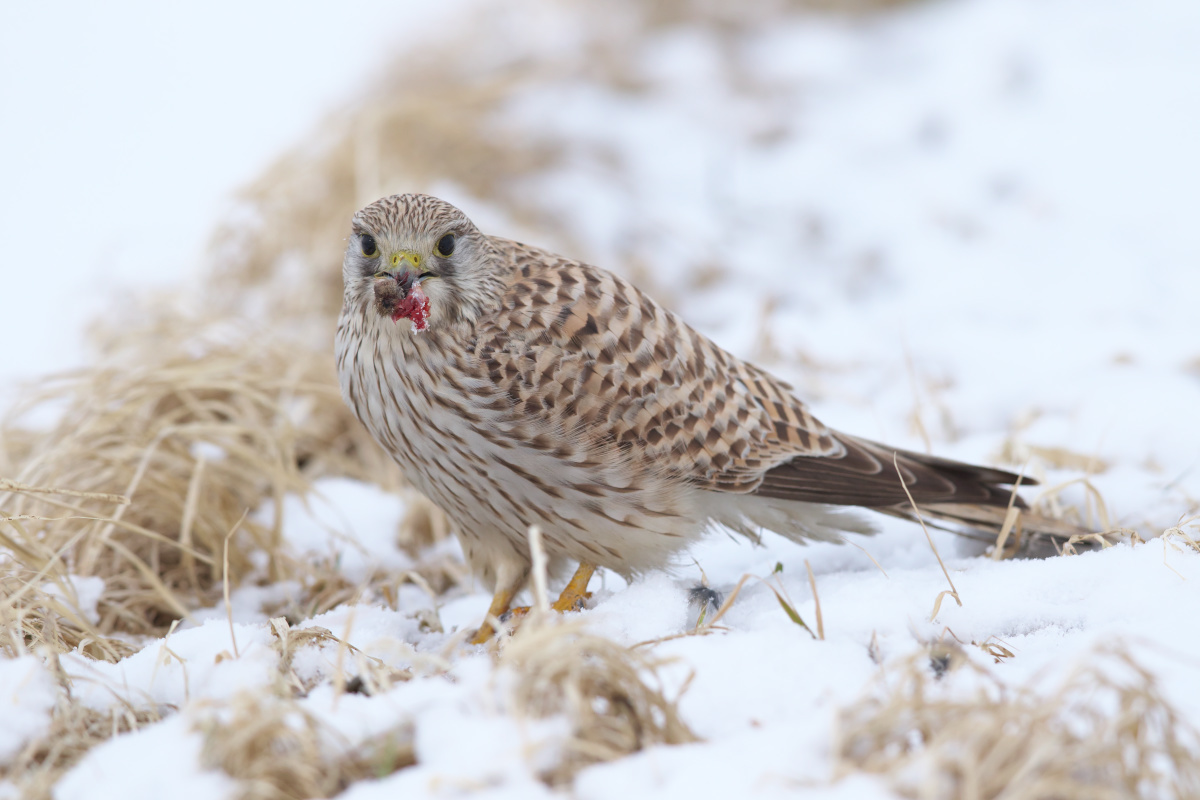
[53,716,238,800]
[587,574,691,645]
[63,619,278,710]
[253,477,417,583]
[576,740,895,800]
[3,0,1200,796]
[0,657,57,765]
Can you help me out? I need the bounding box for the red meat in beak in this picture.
[373,271,431,333]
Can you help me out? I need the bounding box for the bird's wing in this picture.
[474,240,1023,508]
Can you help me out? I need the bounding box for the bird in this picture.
[335,193,1045,643]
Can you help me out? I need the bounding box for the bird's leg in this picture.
[512,562,597,615]
[551,562,595,612]
[471,563,597,644]
[470,582,521,645]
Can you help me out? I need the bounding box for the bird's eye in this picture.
[360,234,378,257]
[435,233,456,257]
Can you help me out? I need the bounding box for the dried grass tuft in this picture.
[0,325,401,654]
[500,617,699,785]
[197,691,415,800]
[0,294,431,653]
[269,616,419,697]
[835,643,1200,799]
[1,697,161,800]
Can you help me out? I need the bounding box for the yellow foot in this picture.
[469,621,498,646]
[469,583,519,645]
[470,563,598,644]
[469,624,497,646]
[466,606,531,643]
[551,562,596,612]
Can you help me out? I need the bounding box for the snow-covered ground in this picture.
[3,0,1200,797]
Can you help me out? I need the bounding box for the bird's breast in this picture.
[335,303,702,572]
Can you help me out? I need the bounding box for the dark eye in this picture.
[435,233,456,257]
[360,234,378,257]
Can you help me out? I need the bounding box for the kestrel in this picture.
[336,194,1034,641]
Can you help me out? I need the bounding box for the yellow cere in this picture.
[391,251,422,269]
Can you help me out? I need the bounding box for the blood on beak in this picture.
[372,270,431,333]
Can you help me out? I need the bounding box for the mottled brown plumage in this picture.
[335,194,1033,630]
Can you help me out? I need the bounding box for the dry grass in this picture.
[500,615,699,785]
[494,529,698,785]
[268,616,424,696]
[994,434,1120,537]
[0,617,422,798]
[0,325,405,653]
[0,630,155,794]
[0,314,440,793]
[196,616,425,799]
[835,643,1200,799]
[197,692,415,800]
[2,701,162,800]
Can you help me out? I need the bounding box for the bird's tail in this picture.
[879,501,1100,558]
[699,490,1098,558]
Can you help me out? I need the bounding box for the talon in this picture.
[500,606,531,623]
[471,564,596,643]
[470,583,520,644]
[551,563,595,613]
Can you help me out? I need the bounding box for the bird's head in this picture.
[343,194,502,333]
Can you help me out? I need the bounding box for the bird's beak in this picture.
[373,251,429,293]
[375,269,418,293]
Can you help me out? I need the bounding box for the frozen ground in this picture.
[3,0,1200,797]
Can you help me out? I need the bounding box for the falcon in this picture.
[336,194,1036,642]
